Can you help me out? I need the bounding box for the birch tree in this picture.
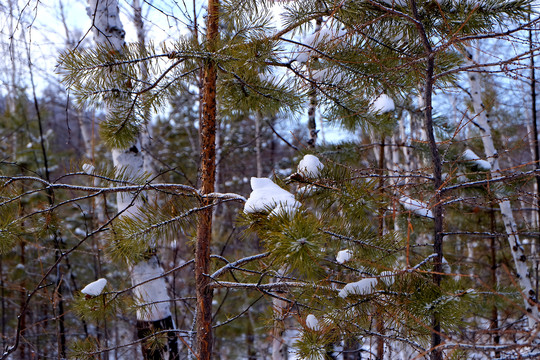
[86,1,179,358]
[3,0,540,359]
[467,46,539,328]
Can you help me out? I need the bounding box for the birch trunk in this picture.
[88,1,178,358]
[271,293,289,360]
[467,49,539,328]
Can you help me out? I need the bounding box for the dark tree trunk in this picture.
[410,2,444,359]
[195,0,219,358]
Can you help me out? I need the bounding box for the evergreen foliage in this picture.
[2,0,540,359]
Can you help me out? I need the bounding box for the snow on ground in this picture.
[336,249,353,264]
[462,149,491,171]
[297,154,323,177]
[81,278,107,296]
[339,278,377,298]
[399,196,433,218]
[244,177,300,214]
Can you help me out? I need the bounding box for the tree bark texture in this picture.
[410,2,444,359]
[529,18,540,300]
[195,0,219,357]
[88,1,178,358]
[467,49,539,328]
[271,292,289,360]
[307,16,322,147]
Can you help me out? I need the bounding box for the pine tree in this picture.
[2,0,539,359]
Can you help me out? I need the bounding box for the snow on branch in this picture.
[338,278,378,298]
[244,177,300,215]
[211,252,271,279]
[399,196,433,218]
[368,94,395,114]
[294,25,347,63]
[297,154,324,177]
[305,314,320,331]
[81,278,107,297]
[336,249,353,264]
[462,149,491,171]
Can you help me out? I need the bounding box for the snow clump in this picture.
[338,278,377,298]
[270,202,300,217]
[81,278,107,296]
[336,249,353,264]
[297,154,324,177]
[305,314,320,331]
[462,149,491,171]
[382,0,408,6]
[295,26,347,63]
[379,271,395,287]
[82,163,95,174]
[399,196,433,218]
[244,177,300,215]
[369,94,395,114]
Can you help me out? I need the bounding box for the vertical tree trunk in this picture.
[467,48,539,328]
[410,2,443,359]
[529,16,540,300]
[272,292,288,360]
[88,1,178,359]
[307,16,322,147]
[255,113,263,178]
[195,0,219,357]
[489,200,500,358]
[376,136,386,360]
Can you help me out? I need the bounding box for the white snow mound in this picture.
[81,278,107,296]
[382,0,408,6]
[244,177,300,215]
[306,314,320,331]
[369,94,395,115]
[295,26,347,63]
[270,203,300,217]
[339,278,377,298]
[82,163,95,174]
[379,271,395,287]
[462,149,491,171]
[336,249,353,264]
[399,196,433,218]
[297,155,323,177]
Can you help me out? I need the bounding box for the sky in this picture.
[0,0,197,94]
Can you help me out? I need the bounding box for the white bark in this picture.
[88,0,173,324]
[272,267,289,360]
[468,53,538,328]
[272,294,288,360]
[131,256,172,321]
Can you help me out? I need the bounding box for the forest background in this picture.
[2,0,540,360]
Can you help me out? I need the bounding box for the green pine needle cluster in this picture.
[108,196,197,264]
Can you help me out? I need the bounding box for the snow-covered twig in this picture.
[321,229,394,253]
[409,253,438,271]
[211,252,270,279]
[203,192,246,202]
[109,260,194,300]
[208,280,308,291]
